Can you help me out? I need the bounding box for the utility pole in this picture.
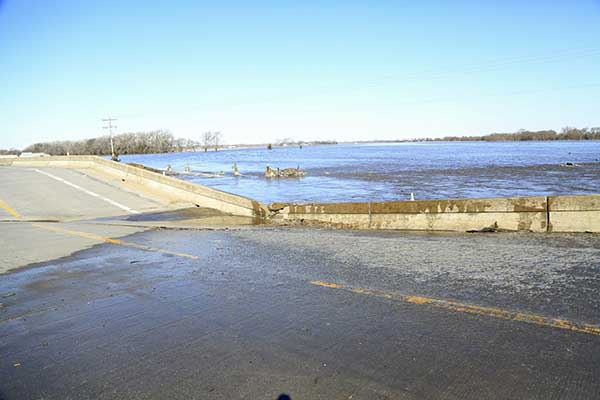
[102,117,118,161]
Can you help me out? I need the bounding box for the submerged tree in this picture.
[201,131,214,152]
[199,131,223,151]
[213,131,222,151]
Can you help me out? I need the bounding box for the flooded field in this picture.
[118,141,600,204]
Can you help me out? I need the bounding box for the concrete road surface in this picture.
[1,165,600,399]
[0,165,252,273]
[0,166,170,221]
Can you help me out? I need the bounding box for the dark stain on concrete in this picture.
[283,197,547,216]
[125,207,229,221]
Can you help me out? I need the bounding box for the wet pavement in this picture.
[1,227,599,399]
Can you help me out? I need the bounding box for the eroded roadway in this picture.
[1,165,600,399]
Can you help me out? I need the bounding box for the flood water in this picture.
[118,141,600,204]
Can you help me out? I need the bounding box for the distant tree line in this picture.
[0,148,21,156]
[352,126,600,144]
[428,127,600,142]
[311,140,338,145]
[7,126,597,156]
[274,138,338,146]
[21,130,212,156]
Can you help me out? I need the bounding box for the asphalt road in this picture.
[1,165,599,399]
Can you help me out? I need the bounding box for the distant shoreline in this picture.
[5,127,598,156]
[347,138,600,144]
[6,139,600,159]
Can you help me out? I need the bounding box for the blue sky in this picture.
[1,1,599,148]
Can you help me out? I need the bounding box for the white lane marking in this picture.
[32,168,140,214]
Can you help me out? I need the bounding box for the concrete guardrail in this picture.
[1,156,267,221]
[270,195,599,233]
[2,156,598,232]
[548,195,600,233]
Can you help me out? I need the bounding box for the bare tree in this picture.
[184,138,198,151]
[201,132,214,152]
[213,131,222,151]
[0,148,21,155]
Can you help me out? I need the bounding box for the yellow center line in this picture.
[31,223,199,259]
[0,197,198,259]
[310,280,600,336]
[0,199,22,219]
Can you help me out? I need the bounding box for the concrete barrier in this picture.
[269,197,550,232]
[271,195,600,233]
[2,156,267,221]
[548,195,600,233]
[2,156,598,232]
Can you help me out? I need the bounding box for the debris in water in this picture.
[265,165,306,178]
[2,292,15,298]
